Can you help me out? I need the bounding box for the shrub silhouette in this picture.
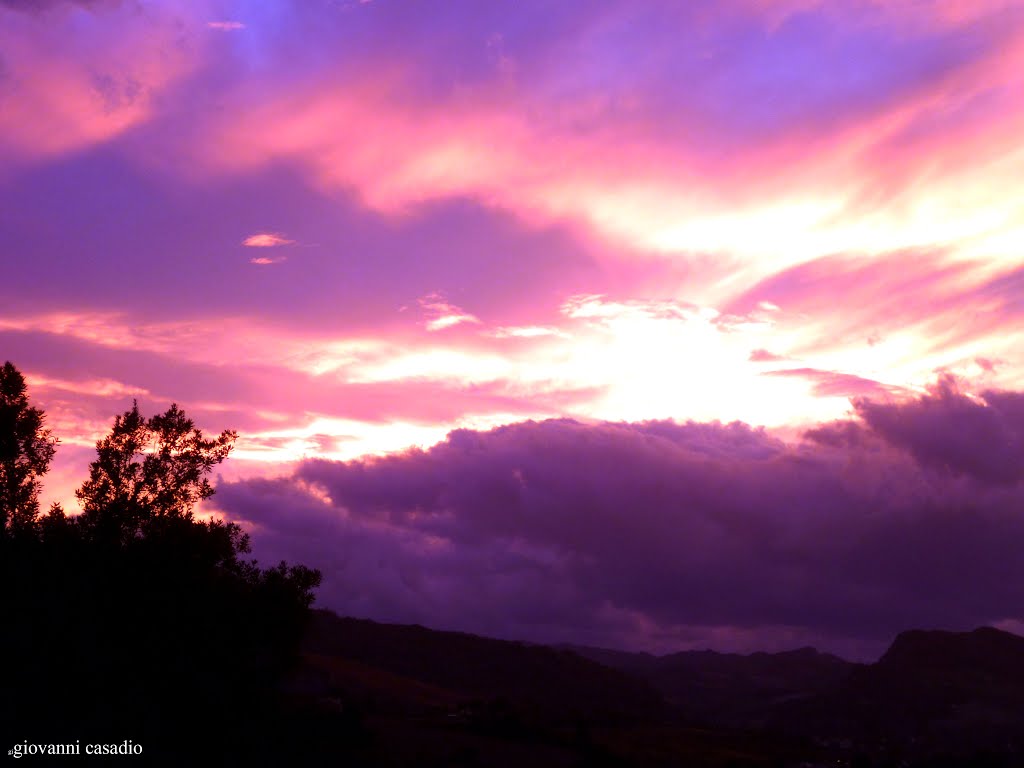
[0,363,321,760]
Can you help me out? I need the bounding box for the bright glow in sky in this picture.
[4,2,1024,652]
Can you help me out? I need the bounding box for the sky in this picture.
[3,0,1024,659]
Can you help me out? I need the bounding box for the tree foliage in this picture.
[0,363,323,760]
[0,361,58,536]
[76,400,236,542]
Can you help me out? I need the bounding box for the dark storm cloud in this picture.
[212,384,1024,658]
[853,376,1024,485]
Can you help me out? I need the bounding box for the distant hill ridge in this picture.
[880,625,1024,670]
[299,613,1024,760]
[565,640,858,727]
[301,610,667,722]
[795,625,1024,754]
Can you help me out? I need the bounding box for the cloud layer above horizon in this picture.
[213,380,1024,659]
[4,0,1024,654]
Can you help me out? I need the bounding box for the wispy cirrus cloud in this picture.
[764,367,906,400]
[153,0,1024,297]
[5,0,1023,409]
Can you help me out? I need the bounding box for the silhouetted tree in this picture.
[0,361,57,537]
[1,382,323,761]
[76,400,236,543]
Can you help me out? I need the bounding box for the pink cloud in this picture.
[418,294,481,332]
[749,349,787,363]
[243,232,294,247]
[763,367,905,400]
[0,1,205,163]
[169,6,1023,284]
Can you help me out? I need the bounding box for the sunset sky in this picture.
[4,0,1024,659]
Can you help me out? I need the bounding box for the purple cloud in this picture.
[212,386,1024,659]
[852,376,1024,485]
